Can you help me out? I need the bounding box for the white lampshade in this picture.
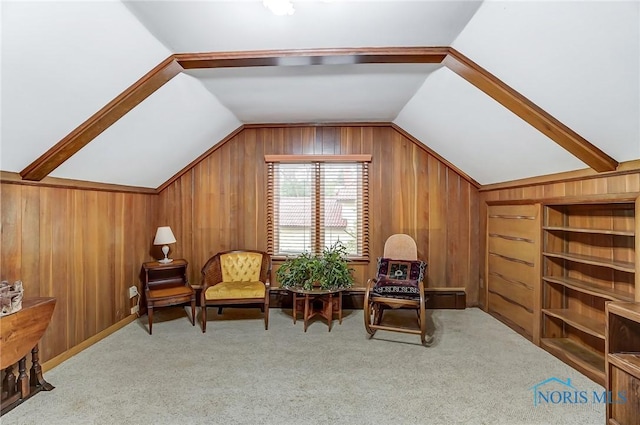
[154,226,176,245]
[154,226,177,263]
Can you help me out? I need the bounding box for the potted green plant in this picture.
[317,241,354,290]
[276,241,354,290]
[276,251,319,290]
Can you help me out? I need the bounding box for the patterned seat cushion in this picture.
[373,257,426,298]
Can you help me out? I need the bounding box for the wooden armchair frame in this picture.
[200,250,271,333]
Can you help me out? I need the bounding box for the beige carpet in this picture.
[2,307,604,424]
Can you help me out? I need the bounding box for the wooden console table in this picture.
[1,297,56,415]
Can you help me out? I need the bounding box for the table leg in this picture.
[304,295,310,332]
[29,345,53,391]
[3,365,16,398]
[338,291,342,324]
[293,292,297,324]
[327,294,333,332]
[17,357,29,398]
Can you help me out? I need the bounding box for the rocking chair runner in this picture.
[363,234,432,346]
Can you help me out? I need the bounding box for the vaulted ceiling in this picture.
[2,1,638,188]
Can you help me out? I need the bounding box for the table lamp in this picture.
[154,226,176,263]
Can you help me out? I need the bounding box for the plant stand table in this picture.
[288,287,343,332]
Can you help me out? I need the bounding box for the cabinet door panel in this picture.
[486,203,540,343]
[488,236,537,265]
[489,204,538,218]
[488,254,536,289]
[489,216,538,241]
[609,365,640,424]
[489,292,533,337]
[488,273,533,311]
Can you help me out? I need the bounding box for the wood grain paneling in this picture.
[479,171,640,309]
[0,183,157,362]
[158,125,480,304]
[488,291,534,336]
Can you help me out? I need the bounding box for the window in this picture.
[266,155,371,259]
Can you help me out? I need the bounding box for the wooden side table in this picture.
[288,288,343,332]
[142,259,195,335]
[606,301,640,424]
[1,297,56,415]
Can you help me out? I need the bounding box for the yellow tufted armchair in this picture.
[200,250,271,333]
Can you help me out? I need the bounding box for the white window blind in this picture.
[266,155,370,259]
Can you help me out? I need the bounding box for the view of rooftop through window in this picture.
[272,162,364,256]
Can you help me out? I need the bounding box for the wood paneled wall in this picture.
[0,124,482,365]
[158,125,481,304]
[0,182,157,362]
[479,171,640,308]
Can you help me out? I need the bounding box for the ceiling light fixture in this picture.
[263,0,295,16]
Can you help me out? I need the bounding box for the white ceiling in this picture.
[395,67,586,185]
[1,0,638,188]
[123,0,483,52]
[184,63,442,123]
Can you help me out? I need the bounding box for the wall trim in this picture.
[485,193,640,206]
[0,171,157,194]
[42,314,138,372]
[480,159,640,192]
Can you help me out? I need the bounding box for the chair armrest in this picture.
[201,254,223,291]
[418,280,426,305]
[200,279,223,291]
[364,278,376,297]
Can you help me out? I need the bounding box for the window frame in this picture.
[265,154,371,261]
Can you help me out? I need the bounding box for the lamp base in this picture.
[158,244,173,264]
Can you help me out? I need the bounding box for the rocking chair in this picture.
[363,234,432,346]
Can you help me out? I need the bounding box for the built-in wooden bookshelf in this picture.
[486,203,541,343]
[606,301,640,425]
[541,196,639,386]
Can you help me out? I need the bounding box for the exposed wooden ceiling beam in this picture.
[443,48,618,172]
[174,47,450,69]
[19,46,618,182]
[20,57,184,181]
[19,48,449,182]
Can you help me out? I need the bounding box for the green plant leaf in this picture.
[276,241,354,290]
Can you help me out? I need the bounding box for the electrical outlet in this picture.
[129,286,139,298]
[131,305,139,315]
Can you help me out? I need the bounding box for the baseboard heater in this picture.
[270,287,466,310]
